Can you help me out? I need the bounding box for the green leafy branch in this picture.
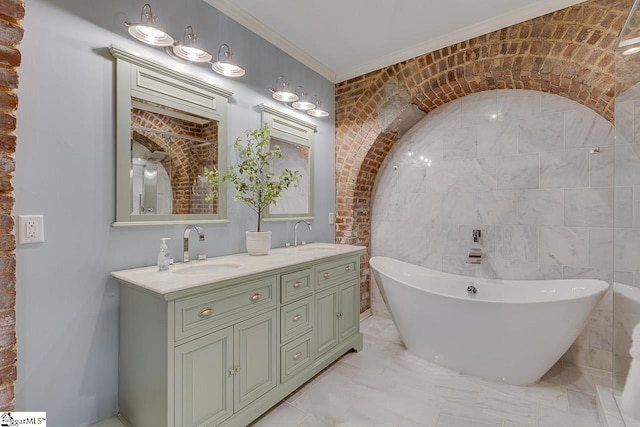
[204,123,301,232]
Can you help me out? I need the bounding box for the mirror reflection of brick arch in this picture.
[131,100,219,216]
[334,0,624,314]
[110,44,232,225]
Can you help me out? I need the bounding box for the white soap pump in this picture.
[158,238,171,271]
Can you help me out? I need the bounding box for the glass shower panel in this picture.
[614,0,640,390]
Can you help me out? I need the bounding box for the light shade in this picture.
[291,87,316,111]
[125,4,174,47]
[171,26,212,63]
[271,76,298,103]
[307,96,329,117]
[211,44,245,77]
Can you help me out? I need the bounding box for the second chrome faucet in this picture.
[294,220,312,247]
[183,225,205,262]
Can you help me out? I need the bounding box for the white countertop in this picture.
[111,243,365,297]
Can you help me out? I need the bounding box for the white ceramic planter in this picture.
[246,231,272,256]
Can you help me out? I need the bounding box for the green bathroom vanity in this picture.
[111,243,365,427]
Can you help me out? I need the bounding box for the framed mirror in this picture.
[110,45,231,225]
[260,104,316,220]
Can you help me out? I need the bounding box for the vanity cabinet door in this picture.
[175,326,234,427]
[315,286,339,357]
[234,310,278,411]
[339,281,359,341]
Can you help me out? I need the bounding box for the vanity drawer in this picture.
[175,276,276,341]
[280,267,314,303]
[281,332,313,383]
[316,257,358,289]
[280,296,313,344]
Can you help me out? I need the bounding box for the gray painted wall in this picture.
[15,1,335,425]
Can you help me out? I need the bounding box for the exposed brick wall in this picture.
[335,0,631,312]
[0,0,23,410]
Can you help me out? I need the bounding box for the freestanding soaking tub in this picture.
[369,256,609,385]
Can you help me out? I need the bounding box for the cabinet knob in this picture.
[336,312,343,318]
[235,366,240,373]
[228,368,235,376]
[250,293,262,302]
[345,265,351,272]
[293,281,302,288]
[292,351,302,361]
[198,307,214,318]
[292,314,302,322]
[323,272,330,279]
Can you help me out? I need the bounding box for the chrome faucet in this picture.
[294,220,312,247]
[466,229,482,264]
[466,248,482,264]
[183,225,205,262]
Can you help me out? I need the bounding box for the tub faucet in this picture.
[467,247,482,264]
[183,225,205,262]
[294,220,312,247]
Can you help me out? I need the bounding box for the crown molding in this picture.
[203,0,336,82]
[204,0,586,84]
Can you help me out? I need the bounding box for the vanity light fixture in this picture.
[270,76,299,103]
[171,26,212,63]
[125,4,174,47]
[291,87,316,111]
[307,95,329,117]
[211,44,245,77]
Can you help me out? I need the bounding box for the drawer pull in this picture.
[198,307,214,318]
[292,351,302,361]
[250,293,262,302]
[292,314,302,322]
[293,281,302,288]
[323,272,330,279]
[345,265,351,272]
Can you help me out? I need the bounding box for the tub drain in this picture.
[467,283,477,296]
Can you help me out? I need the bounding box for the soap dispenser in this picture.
[158,238,171,271]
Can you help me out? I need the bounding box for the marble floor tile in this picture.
[94,314,610,427]
[249,315,608,426]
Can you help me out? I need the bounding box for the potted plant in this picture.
[205,123,301,255]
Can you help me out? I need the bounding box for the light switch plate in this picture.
[18,215,44,244]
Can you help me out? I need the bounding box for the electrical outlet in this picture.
[18,215,44,244]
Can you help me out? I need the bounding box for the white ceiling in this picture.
[204,0,587,83]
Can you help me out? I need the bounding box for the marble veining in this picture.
[251,316,606,427]
[371,89,616,371]
[111,243,364,296]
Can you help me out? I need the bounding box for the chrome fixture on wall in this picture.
[211,44,246,77]
[125,3,245,78]
[291,87,315,111]
[271,76,298,102]
[125,4,174,46]
[171,25,211,63]
[270,77,330,118]
[307,96,329,117]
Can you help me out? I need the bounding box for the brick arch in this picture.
[335,0,631,312]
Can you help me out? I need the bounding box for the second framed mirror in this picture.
[260,104,316,220]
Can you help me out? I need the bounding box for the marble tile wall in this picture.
[371,89,615,371]
[613,89,640,388]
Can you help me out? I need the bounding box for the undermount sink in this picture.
[172,262,242,275]
[296,245,338,252]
